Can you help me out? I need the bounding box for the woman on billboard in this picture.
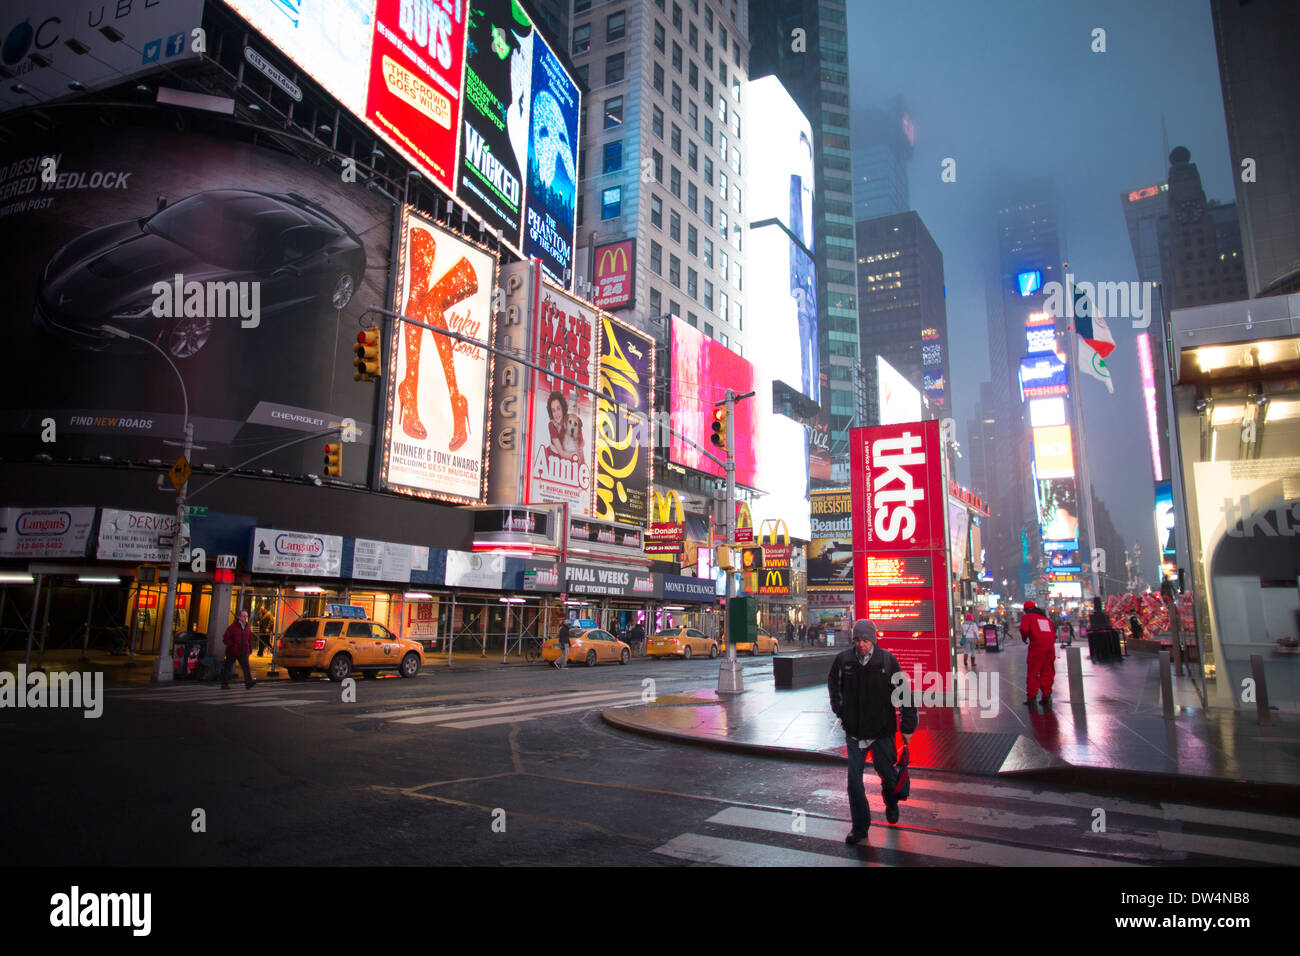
[397,228,478,450]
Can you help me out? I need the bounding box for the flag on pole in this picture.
[1079,337,1114,393]
[1072,285,1116,359]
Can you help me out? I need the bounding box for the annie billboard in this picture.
[381,207,496,504]
[526,277,598,515]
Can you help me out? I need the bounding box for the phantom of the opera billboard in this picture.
[381,207,496,504]
[850,421,951,677]
[0,106,393,480]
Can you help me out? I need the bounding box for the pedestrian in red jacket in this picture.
[1019,601,1056,706]
[222,609,257,689]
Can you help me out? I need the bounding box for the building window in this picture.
[670,166,681,197]
[703,196,713,224]
[687,223,698,254]
[652,106,664,138]
[602,186,622,219]
[733,40,740,63]
[720,25,727,47]
[688,100,698,130]
[577,193,584,226]
[720,332,728,348]
[732,74,741,102]
[689,22,699,49]
[573,23,591,56]
[575,64,589,87]
[607,11,626,42]
[672,3,682,30]
[720,250,728,276]
[653,63,664,94]
[606,53,625,84]
[719,209,727,236]
[669,210,681,242]
[705,44,713,69]
[671,125,682,155]
[685,311,696,327]
[672,42,683,72]
[670,254,681,287]
[718,59,727,84]
[687,140,698,171]
[654,20,666,52]
[670,299,681,320]
[704,321,713,337]
[718,95,727,123]
[576,0,591,11]
[671,82,682,112]
[719,132,727,157]
[719,289,728,318]
[704,116,714,143]
[605,96,623,128]
[653,149,664,182]
[687,182,698,213]
[650,288,662,315]
[655,0,664,9]
[736,302,742,330]
[703,279,713,310]
[651,194,663,229]
[705,7,713,30]
[603,140,622,174]
[703,156,713,185]
[735,262,742,290]
[731,146,741,175]
[650,241,662,274]
[719,171,727,199]
[688,61,698,90]
[733,185,741,213]
[703,238,713,268]
[688,267,698,299]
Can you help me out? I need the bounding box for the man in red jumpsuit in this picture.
[1019,600,1056,706]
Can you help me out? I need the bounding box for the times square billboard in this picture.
[0,102,399,482]
[224,0,579,289]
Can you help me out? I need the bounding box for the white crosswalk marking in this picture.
[392,691,639,727]
[654,833,887,867]
[704,807,1139,867]
[361,689,631,722]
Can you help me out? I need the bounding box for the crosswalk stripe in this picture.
[393,693,638,726]
[440,700,638,729]
[705,807,1141,867]
[1158,830,1300,865]
[1157,802,1300,838]
[215,699,323,708]
[653,833,886,867]
[360,688,633,721]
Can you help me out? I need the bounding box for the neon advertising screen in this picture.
[1017,270,1043,296]
[668,317,758,487]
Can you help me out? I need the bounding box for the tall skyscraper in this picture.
[571,0,751,358]
[749,0,862,478]
[1212,0,1300,297]
[851,98,914,222]
[854,212,950,416]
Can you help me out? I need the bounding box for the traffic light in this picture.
[354,326,381,381]
[324,442,342,477]
[740,546,764,572]
[715,544,733,570]
[710,405,728,448]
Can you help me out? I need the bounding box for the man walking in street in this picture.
[555,617,572,670]
[828,620,917,843]
[222,609,257,690]
[1019,600,1056,705]
[628,619,645,658]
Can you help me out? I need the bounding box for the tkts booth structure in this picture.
[850,420,954,677]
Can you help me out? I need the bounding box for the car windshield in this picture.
[145,193,286,270]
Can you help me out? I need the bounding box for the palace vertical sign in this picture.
[850,421,950,676]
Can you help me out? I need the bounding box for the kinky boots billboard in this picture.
[850,421,951,676]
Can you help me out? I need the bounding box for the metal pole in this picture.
[154,419,191,683]
[1063,270,1102,602]
[448,592,456,666]
[717,389,744,694]
[24,573,42,672]
[37,585,52,670]
[80,588,96,661]
[126,582,140,665]
[1159,648,1175,719]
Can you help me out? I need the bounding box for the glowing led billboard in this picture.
[1033,425,1075,480]
[1137,332,1163,481]
[1017,270,1043,296]
[668,317,758,487]
[1029,397,1067,428]
[1019,354,1069,402]
[877,356,922,425]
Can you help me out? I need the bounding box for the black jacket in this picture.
[558,623,572,645]
[827,645,918,741]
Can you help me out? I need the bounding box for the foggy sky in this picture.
[845,0,1236,582]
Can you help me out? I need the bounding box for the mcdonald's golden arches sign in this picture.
[594,239,635,309]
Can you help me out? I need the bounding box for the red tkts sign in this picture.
[850,421,951,679]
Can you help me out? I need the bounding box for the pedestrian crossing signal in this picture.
[741,546,763,571]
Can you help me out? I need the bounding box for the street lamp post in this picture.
[101,325,190,683]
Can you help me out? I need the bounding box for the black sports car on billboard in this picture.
[35,190,366,359]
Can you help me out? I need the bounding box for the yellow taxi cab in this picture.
[734,626,780,656]
[646,626,719,659]
[277,616,424,681]
[541,627,631,667]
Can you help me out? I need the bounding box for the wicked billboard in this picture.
[0,111,391,480]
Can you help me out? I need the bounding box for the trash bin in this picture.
[982,624,1001,652]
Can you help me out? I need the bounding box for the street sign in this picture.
[734,527,753,543]
[168,456,191,491]
[186,505,209,517]
[158,535,191,550]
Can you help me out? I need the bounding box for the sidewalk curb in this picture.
[600,707,1300,813]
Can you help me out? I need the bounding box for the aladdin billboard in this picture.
[381,206,496,504]
[850,421,951,677]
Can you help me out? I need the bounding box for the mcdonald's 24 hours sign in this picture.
[594,240,635,309]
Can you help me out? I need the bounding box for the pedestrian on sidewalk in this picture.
[798,623,807,646]
[786,620,795,647]
[629,620,645,657]
[221,609,257,690]
[253,605,275,657]
[828,619,917,844]
[961,613,979,669]
[555,618,572,670]
[1019,600,1055,705]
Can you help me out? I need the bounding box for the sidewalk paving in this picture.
[602,644,1300,811]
